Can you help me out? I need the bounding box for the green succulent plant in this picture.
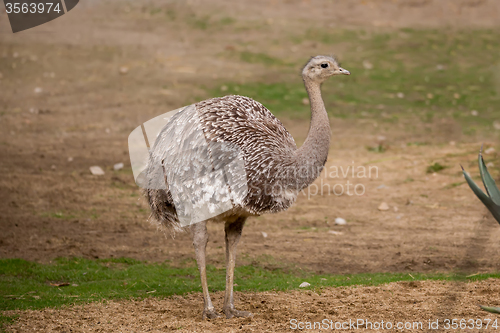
[462,147,500,315]
[480,305,500,314]
[462,148,500,224]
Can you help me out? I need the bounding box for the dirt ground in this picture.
[1,0,500,331]
[5,279,500,332]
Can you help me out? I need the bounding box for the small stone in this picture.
[362,60,373,70]
[29,107,38,114]
[105,128,111,134]
[494,121,500,130]
[378,202,389,211]
[299,282,311,288]
[393,206,399,212]
[426,93,434,99]
[220,85,228,92]
[67,157,73,162]
[486,162,494,168]
[90,166,105,176]
[119,66,129,75]
[377,135,386,142]
[34,87,43,94]
[334,217,346,225]
[436,64,445,71]
[485,147,495,154]
[261,231,268,238]
[302,98,310,105]
[113,162,124,170]
[51,165,56,170]
[449,141,456,146]
[453,93,460,99]
[471,110,478,116]
[328,230,343,235]
[396,92,405,98]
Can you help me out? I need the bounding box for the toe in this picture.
[202,309,222,320]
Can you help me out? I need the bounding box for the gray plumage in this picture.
[145,95,302,230]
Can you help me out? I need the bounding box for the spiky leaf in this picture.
[462,167,500,223]
[478,152,500,206]
[480,305,500,314]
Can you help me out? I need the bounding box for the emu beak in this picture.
[339,67,350,75]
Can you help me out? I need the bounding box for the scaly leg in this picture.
[191,221,221,320]
[223,218,253,319]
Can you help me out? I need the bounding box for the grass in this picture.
[214,82,309,118]
[367,144,387,153]
[1,258,499,331]
[1,257,500,313]
[0,314,17,333]
[239,51,288,67]
[427,162,447,173]
[211,29,500,133]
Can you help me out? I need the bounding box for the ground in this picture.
[1,0,500,331]
[5,279,500,332]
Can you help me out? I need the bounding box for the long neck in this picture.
[292,78,331,190]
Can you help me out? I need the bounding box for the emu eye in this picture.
[321,63,329,68]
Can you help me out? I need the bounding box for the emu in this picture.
[144,55,350,319]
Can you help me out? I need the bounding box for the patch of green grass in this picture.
[149,7,161,15]
[165,9,176,20]
[444,181,466,189]
[1,257,500,314]
[178,12,237,30]
[239,51,287,67]
[407,142,428,146]
[187,14,211,30]
[212,29,500,131]
[0,314,18,333]
[427,162,447,173]
[214,82,309,118]
[219,17,236,25]
[367,144,386,153]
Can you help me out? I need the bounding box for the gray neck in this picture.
[292,78,331,190]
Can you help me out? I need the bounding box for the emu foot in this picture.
[223,307,253,319]
[202,308,222,320]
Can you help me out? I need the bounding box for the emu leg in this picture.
[191,221,221,320]
[223,218,253,319]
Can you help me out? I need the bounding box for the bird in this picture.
[143,55,350,319]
